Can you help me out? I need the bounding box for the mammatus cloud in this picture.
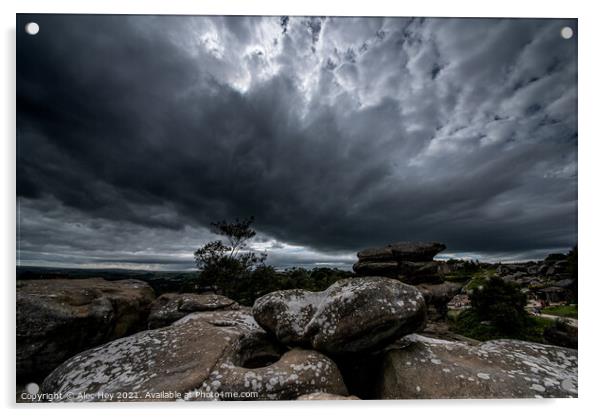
[17,15,577,269]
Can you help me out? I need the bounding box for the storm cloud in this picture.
[17,15,577,269]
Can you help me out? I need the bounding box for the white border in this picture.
[2,1,600,416]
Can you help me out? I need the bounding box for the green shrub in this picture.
[469,276,529,334]
[450,309,554,343]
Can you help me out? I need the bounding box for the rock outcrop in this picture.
[495,254,576,303]
[416,282,463,320]
[147,292,239,329]
[377,334,578,399]
[353,242,446,285]
[42,309,348,401]
[17,278,155,380]
[253,277,426,354]
[357,242,446,262]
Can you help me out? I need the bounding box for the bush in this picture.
[450,274,574,347]
[469,276,529,334]
[450,308,555,343]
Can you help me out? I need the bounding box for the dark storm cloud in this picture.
[17,15,577,268]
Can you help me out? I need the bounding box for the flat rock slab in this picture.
[357,242,446,262]
[148,292,239,329]
[17,278,155,380]
[253,277,427,354]
[352,261,399,276]
[42,309,348,401]
[377,334,578,399]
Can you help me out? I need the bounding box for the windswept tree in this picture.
[194,217,268,304]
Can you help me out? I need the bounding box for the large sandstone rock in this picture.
[253,277,427,354]
[352,260,442,284]
[358,242,445,262]
[188,348,348,401]
[353,242,446,284]
[377,334,578,399]
[352,261,399,276]
[148,292,239,329]
[17,278,155,380]
[416,282,463,320]
[42,309,348,401]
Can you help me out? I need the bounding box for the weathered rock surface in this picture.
[253,277,427,354]
[147,292,239,329]
[358,242,446,262]
[352,261,399,276]
[189,348,348,401]
[297,392,360,400]
[353,242,446,285]
[494,253,576,304]
[17,278,155,380]
[42,309,347,401]
[377,334,578,399]
[416,282,463,320]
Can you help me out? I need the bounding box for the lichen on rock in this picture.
[41,309,347,402]
[253,277,427,354]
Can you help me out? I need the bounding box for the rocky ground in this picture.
[16,242,578,401]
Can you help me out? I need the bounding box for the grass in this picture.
[542,304,578,319]
[442,272,472,283]
[448,308,556,344]
[443,265,498,286]
[463,267,498,291]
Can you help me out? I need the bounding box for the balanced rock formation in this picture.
[42,309,348,401]
[147,292,239,329]
[253,277,426,354]
[377,334,578,399]
[17,278,155,380]
[353,242,446,285]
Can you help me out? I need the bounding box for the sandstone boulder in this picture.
[358,242,445,262]
[354,243,446,284]
[416,282,463,320]
[188,348,348,401]
[377,334,577,399]
[147,292,239,329]
[396,261,443,284]
[253,277,427,354]
[352,261,399,276]
[42,309,347,401]
[17,278,155,380]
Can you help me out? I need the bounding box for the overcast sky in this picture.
[17,15,577,270]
